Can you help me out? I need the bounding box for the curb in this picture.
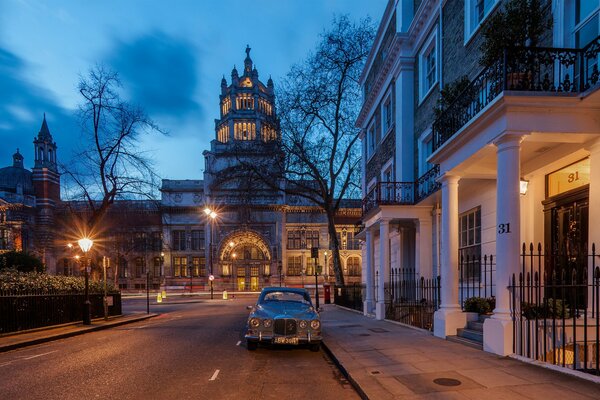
[321,340,369,400]
[0,313,159,353]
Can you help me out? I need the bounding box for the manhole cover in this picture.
[370,370,381,375]
[368,328,389,333]
[433,378,462,387]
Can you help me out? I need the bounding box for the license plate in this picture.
[274,337,299,345]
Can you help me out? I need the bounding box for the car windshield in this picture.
[261,291,311,305]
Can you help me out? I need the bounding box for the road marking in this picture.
[209,369,220,381]
[0,361,13,367]
[236,341,241,346]
[23,350,58,360]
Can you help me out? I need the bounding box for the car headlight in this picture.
[310,319,321,330]
[263,319,273,328]
[299,320,308,329]
[249,318,260,328]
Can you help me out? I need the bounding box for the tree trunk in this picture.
[326,210,345,286]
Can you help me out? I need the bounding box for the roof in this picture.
[37,113,53,141]
[0,166,34,195]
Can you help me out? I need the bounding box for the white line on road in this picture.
[23,350,58,360]
[236,341,241,346]
[209,369,220,381]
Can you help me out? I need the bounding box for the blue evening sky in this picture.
[0,0,386,180]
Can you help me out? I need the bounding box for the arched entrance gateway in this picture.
[217,229,272,291]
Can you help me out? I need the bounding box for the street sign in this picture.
[311,247,319,259]
[209,275,215,281]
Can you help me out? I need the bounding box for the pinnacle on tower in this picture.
[244,45,253,73]
[38,113,52,141]
[13,148,24,168]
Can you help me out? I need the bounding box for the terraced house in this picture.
[358,0,600,371]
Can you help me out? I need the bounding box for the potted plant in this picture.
[479,0,552,68]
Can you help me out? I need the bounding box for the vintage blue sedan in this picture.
[245,287,322,351]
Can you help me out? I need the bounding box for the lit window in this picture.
[287,256,302,276]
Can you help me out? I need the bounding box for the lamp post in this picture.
[78,237,94,325]
[311,247,319,310]
[204,207,218,300]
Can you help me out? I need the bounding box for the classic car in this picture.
[245,287,322,351]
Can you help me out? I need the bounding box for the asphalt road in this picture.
[0,298,359,400]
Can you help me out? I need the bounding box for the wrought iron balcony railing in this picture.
[362,165,440,215]
[433,36,600,151]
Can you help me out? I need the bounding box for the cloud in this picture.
[0,47,78,170]
[110,31,202,122]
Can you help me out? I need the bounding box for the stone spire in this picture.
[12,148,23,168]
[38,113,53,141]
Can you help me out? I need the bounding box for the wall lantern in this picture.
[519,179,529,195]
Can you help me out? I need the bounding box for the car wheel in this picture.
[247,340,258,351]
[309,343,320,352]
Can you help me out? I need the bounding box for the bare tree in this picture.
[62,65,164,235]
[237,16,374,285]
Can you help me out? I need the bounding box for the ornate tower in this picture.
[204,46,284,207]
[32,114,60,270]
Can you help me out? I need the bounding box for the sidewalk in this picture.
[320,305,599,400]
[0,313,158,353]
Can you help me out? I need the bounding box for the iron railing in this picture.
[334,284,364,312]
[362,165,441,214]
[0,290,122,334]
[459,254,496,309]
[385,268,440,331]
[433,36,600,151]
[509,243,600,376]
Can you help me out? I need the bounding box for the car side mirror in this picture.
[246,305,254,310]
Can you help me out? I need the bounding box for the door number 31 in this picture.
[498,223,511,234]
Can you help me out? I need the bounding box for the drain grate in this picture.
[369,370,381,375]
[433,378,462,387]
[368,328,389,333]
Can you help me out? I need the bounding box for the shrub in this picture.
[464,297,494,314]
[0,269,118,293]
[521,298,569,319]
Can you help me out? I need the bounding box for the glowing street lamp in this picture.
[78,237,94,325]
[204,207,218,299]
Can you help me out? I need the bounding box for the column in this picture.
[433,174,466,337]
[416,217,433,279]
[586,139,600,313]
[484,133,522,355]
[364,229,375,315]
[376,219,389,320]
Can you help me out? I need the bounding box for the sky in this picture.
[0,0,386,180]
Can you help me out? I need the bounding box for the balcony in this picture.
[433,36,600,151]
[362,165,440,215]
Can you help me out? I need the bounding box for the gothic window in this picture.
[287,255,302,276]
[261,124,277,141]
[287,230,302,249]
[306,257,317,276]
[222,97,231,115]
[153,257,161,277]
[305,230,319,249]
[191,230,205,251]
[192,257,206,276]
[172,230,186,251]
[234,122,256,140]
[236,93,254,110]
[347,256,361,276]
[173,256,187,277]
[218,125,230,143]
[258,98,272,115]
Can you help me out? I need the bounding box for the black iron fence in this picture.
[333,284,364,312]
[459,254,496,310]
[433,35,600,151]
[0,290,122,334]
[509,243,600,376]
[385,268,440,331]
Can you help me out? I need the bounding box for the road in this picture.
[0,297,358,400]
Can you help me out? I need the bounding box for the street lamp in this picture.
[204,207,218,299]
[78,237,94,325]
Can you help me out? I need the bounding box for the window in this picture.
[151,232,162,252]
[367,123,376,157]
[574,0,599,47]
[222,97,231,115]
[305,230,319,249]
[287,230,302,249]
[346,231,360,250]
[418,131,434,176]
[459,207,482,280]
[191,230,205,251]
[217,125,230,143]
[191,257,205,277]
[236,93,254,110]
[306,257,317,276]
[347,256,361,276]
[173,256,186,277]
[465,0,498,41]
[135,257,146,278]
[153,257,161,277]
[382,96,392,134]
[134,232,147,252]
[234,122,256,140]
[172,230,186,251]
[287,256,302,276]
[419,31,438,100]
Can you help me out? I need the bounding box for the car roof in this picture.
[260,287,309,295]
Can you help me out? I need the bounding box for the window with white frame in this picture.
[381,162,394,201]
[459,207,481,280]
[367,122,376,158]
[574,0,599,48]
[419,31,438,100]
[418,130,434,176]
[382,95,392,134]
[465,0,498,41]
